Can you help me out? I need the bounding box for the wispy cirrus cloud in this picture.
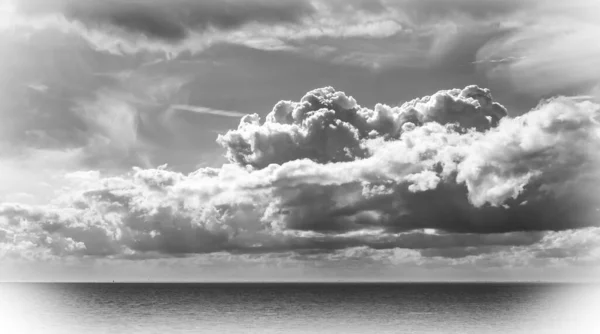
[167,104,245,118]
[25,82,49,93]
[469,0,600,98]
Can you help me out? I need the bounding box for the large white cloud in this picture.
[217,85,507,168]
[1,85,600,268]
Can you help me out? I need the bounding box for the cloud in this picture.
[473,0,600,97]
[167,105,245,118]
[7,0,598,84]
[1,85,600,269]
[25,83,49,93]
[14,0,315,42]
[72,90,151,169]
[217,85,507,168]
[0,0,541,76]
[3,0,405,56]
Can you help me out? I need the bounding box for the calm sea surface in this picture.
[1,282,599,334]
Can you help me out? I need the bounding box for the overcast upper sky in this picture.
[1,0,600,282]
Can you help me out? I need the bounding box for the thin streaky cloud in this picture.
[25,83,49,93]
[471,56,527,64]
[167,104,245,117]
[567,95,599,101]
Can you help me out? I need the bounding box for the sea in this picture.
[1,282,599,334]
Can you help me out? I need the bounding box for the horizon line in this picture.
[2,280,598,284]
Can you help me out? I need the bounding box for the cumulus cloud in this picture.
[1,85,600,269]
[217,85,507,168]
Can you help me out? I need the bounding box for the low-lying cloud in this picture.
[2,85,600,268]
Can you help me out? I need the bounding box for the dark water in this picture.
[1,283,598,333]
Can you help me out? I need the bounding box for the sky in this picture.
[1,0,600,282]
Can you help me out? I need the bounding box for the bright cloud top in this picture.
[2,85,600,270]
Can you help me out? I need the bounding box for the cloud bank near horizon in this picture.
[2,85,600,270]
